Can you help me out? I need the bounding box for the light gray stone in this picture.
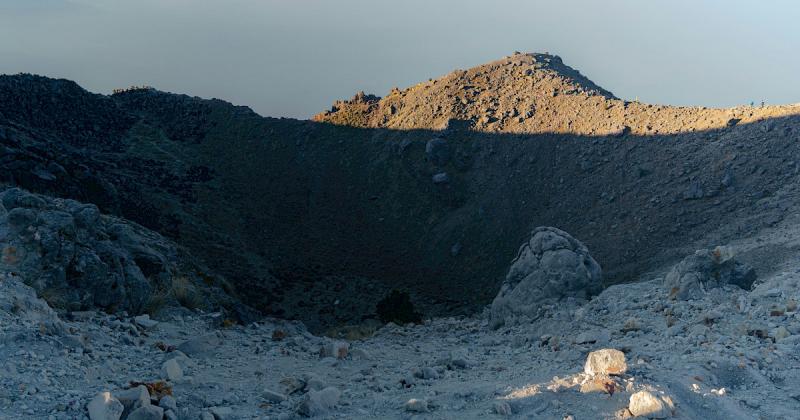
[87,392,124,420]
[628,391,673,418]
[208,406,233,420]
[491,227,602,329]
[262,389,287,403]
[176,333,224,358]
[134,314,159,329]
[115,385,150,417]
[297,387,340,417]
[159,395,177,411]
[584,349,627,376]
[126,405,164,420]
[161,358,183,382]
[404,398,429,413]
[665,246,756,300]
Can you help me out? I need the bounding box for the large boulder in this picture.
[0,274,65,335]
[490,227,602,329]
[664,246,756,300]
[0,187,236,315]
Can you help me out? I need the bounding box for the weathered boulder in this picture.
[584,348,627,376]
[0,187,241,317]
[628,390,674,418]
[297,387,341,417]
[161,358,183,382]
[665,246,756,300]
[0,274,65,335]
[115,385,150,418]
[490,227,602,329]
[176,332,225,358]
[87,392,124,420]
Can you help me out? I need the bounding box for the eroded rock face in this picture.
[0,187,232,315]
[490,227,602,329]
[665,246,756,300]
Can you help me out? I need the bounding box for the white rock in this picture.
[297,387,341,417]
[161,358,183,382]
[404,398,429,413]
[87,392,124,420]
[584,348,627,376]
[629,390,672,418]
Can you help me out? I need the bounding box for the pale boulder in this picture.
[584,349,627,376]
[87,392,124,420]
[628,390,673,418]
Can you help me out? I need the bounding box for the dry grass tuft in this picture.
[129,380,172,400]
[171,275,204,310]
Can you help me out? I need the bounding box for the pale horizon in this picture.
[2,0,799,119]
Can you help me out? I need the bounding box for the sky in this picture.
[1,0,799,119]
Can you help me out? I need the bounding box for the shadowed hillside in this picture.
[2,58,800,331]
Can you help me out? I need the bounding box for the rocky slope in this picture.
[0,186,252,321]
[4,216,800,419]
[2,51,800,419]
[2,55,800,331]
[314,53,800,136]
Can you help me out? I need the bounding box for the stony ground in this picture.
[4,52,800,420]
[3,209,800,420]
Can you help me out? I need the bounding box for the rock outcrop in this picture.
[490,227,601,329]
[0,187,234,315]
[664,246,756,300]
[0,272,65,335]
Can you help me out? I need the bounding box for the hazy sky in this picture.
[2,1,799,119]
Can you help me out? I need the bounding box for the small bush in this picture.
[376,290,422,325]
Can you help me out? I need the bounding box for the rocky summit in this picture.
[2,52,800,419]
